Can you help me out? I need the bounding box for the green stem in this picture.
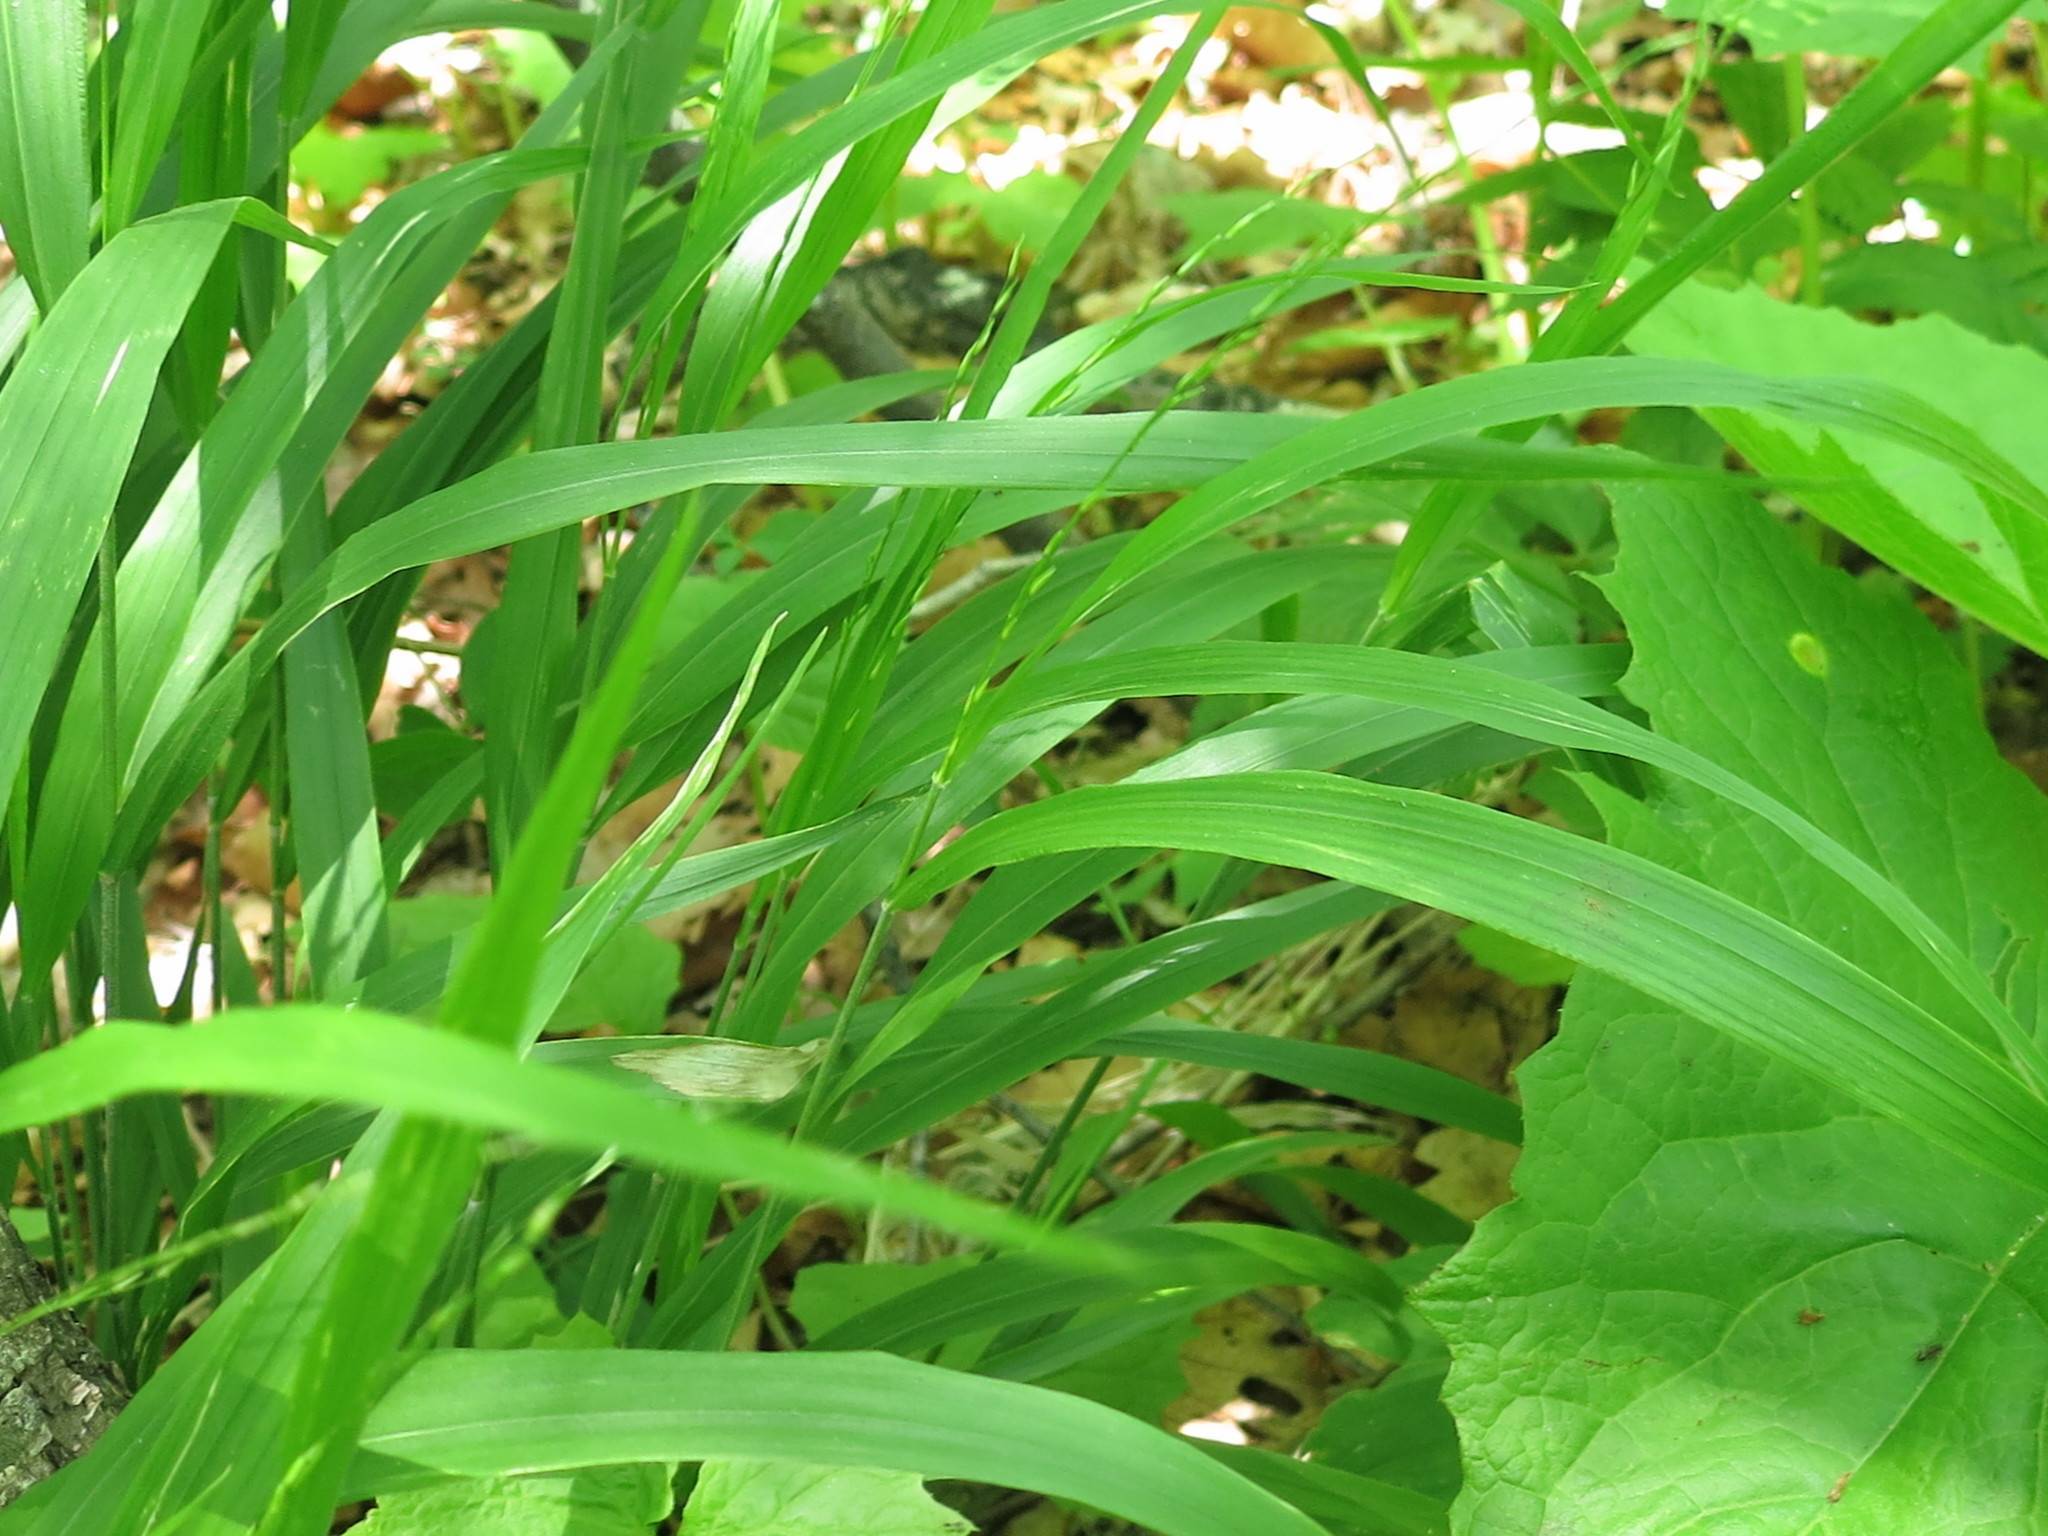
[1966,52,1993,250]
[1785,54,1824,305]
[1014,1056,1112,1217]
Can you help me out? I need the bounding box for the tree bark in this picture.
[0,1213,126,1506]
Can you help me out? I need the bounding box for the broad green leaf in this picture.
[1380,0,2045,623]
[292,122,452,214]
[1454,927,1574,988]
[350,1350,1334,1536]
[1419,487,2048,1532]
[1303,1373,1461,1512]
[355,1467,671,1536]
[1631,281,2048,656]
[902,773,2048,1194]
[681,1462,969,1536]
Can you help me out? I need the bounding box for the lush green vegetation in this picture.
[1,0,2046,1531]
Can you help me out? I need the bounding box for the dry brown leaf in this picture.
[1413,1125,1518,1221]
[1169,1293,1333,1452]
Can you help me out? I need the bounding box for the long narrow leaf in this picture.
[0,201,242,815]
[901,774,2048,1193]
[978,642,2038,1078]
[350,1350,1333,1536]
[0,0,90,306]
[0,1010,1105,1261]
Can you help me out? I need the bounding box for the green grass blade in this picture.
[1082,1131,1388,1231]
[0,200,241,835]
[0,1010,1107,1259]
[1493,0,1649,166]
[524,623,786,1038]
[280,0,349,119]
[979,641,2038,1081]
[279,496,391,995]
[356,805,899,1015]
[623,0,1190,379]
[351,1350,1333,1536]
[23,144,602,978]
[258,443,712,1527]
[846,645,1622,1092]
[103,0,215,235]
[991,257,1570,419]
[961,2,1223,417]
[1373,0,2036,626]
[835,885,1518,1149]
[739,0,996,397]
[1199,1444,1445,1536]
[107,414,1314,859]
[0,0,91,307]
[0,273,34,376]
[901,773,2048,1193]
[1585,0,2035,354]
[667,0,807,432]
[486,0,679,854]
[1051,356,2048,645]
[1096,1022,1525,1147]
[810,1225,1397,1355]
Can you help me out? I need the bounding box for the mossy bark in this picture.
[0,1213,125,1505]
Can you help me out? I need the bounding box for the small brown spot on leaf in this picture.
[1915,1343,1944,1363]
[1797,1308,1825,1326]
[1828,1471,1852,1504]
